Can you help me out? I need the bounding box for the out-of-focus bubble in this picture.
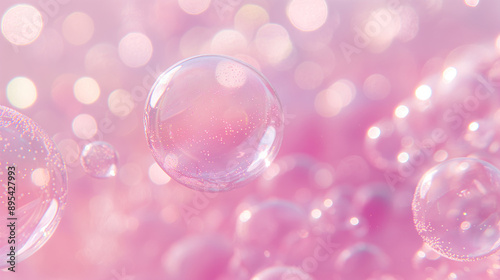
[236,200,307,252]
[235,199,309,274]
[118,32,153,68]
[108,89,134,117]
[0,106,67,268]
[144,55,284,192]
[255,23,293,65]
[353,183,394,232]
[363,74,391,100]
[394,44,500,144]
[349,5,402,54]
[364,118,408,171]
[287,0,328,32]
[234,4,269,39]
[412,157,500,261]
[251,266,314,280]
[211,29,247,55]
[162,234,233,280]
[461,119,495,150]
[412,243,442,271]
[72,114,98,140]
[56,138,80,168]
[178,0,211,15]
[397,6,419,42]
[309,185,368,241]
[80,141,118,178]
[335,243,390,280]
[467,130,500,170]
[1,4,43,46]
[6,77,37,109]
[62,12,94,45]
[315,79,356,118]
[73,77,100,105]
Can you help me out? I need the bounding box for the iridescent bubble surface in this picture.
[144,55,284,192]
[412,157,500,261]
[80,141,118,178]
[0,106,67,268]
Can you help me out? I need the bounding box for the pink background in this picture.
[2,0,500,279]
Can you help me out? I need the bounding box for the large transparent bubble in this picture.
[0,106,67,269]
[144,55,284,192]
[412,157,500,261]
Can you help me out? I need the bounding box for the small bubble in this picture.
[80,141,118,178]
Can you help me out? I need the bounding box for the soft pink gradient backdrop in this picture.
[1,0,500,279]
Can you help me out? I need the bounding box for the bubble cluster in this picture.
[144,55,284,192]
[412,157,500,261]
[0,106,67,268]
[80,141,118,178]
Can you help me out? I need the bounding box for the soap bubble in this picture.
[412,157,500,261]
[236,199,308,250]
[0,106,67,268]
[235,199,308,272]
[80,141,118,178]
[364,118,409,171]
[335,243,390,280]
[144,55,284,192]
[394,44,500,143]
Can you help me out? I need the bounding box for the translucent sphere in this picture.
[0,106,67,268]
[144,55,284,192]
[80,141,118,178]
[394,44,500,141]
[335,243,390,280]
[236,200,308,250]
[412,157,500,261]
[364,118,408,172]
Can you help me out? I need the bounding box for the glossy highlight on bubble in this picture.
[412,157,500,261]
[0,106,67,268]
[144,55,284,192]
